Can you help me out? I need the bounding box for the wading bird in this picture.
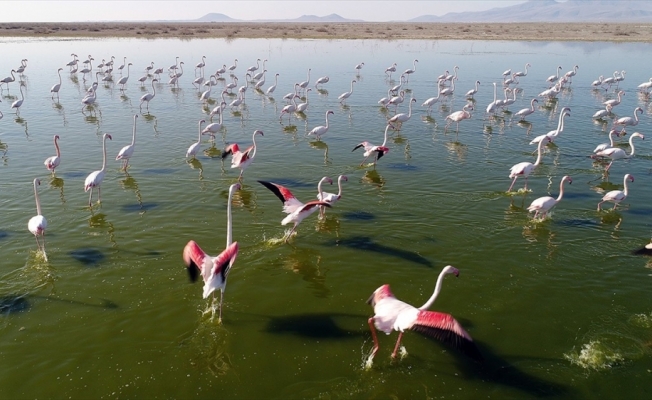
[28,178,48,256]
[84,133,112,207]
[183,183,241,323]
[597,174,634,211]
[592,132,645,172]
[366,265,482,365]
[44,135,61,175]
[527,175,572,219]
[307,110,334,141]
[258,177,332,243]
[221,130,264,181]
[353,124,391,166]
[139,78,158,112]
[508,136,550,192]
[115,115,139,171]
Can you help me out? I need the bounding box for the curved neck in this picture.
[350,81,355,92]
[492,83,497,102]
[324,112,331,128]
[151,79,156,94]
[530,99,536,110]
[556,112,565,130]
[555,178,567,203]
[251,131,259,158]
[418,268,450,310]
[407,99,413,116]
[381,125,390,147]
[317,178,328,199]
[628,135,638,157]
[34,180,42,215]
[54,136,60,157]
[336,176,344,196]
[623,175,631,196]
[608,129,616,147]
[534,137,546,166]
[58,70,62,84]
[197,121,203,142]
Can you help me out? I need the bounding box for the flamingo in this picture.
[603,90,625,108]
[50,68,63,100]
[403,59,418,83]
[258,177,332,242]
[195,55,206,75]
[597,174,634,211]
[615,70,626,86]
[546,66,563,85]
[390,74,406,94]
[501,87,521,109]
[592,104,614,120]
[186,120,205,159]
[527,175,573,219]
[366,265,482,364]
[225,75,238,93]
[513,98,538,121]
[503,73,519,87]
[266,73,280,95]
[593,128,620,154]
[379,88,394,108]
[168,56,180,72]
[443,66,459,83]
[66,54,79,69]
[486,82,498,114]
[139,78,158,112]
[508,136,550,192]
[11,85,25,116]
[439,77,456,99]
[384,62,397,78]
[145,61,154,74]
[295,88,310,113]
[465,80,480,98]
[172,62,185,79]
[592,132,645,172]
[252,62,267,81]
[202,102,226,138]
[254,70,267,90]
[613,106,642,134]
[183,182,241,323]
[513,62,531,78]
[115,115,139,170]
[564,64,579,82]
[388,98,416,130]
[283,83,300,102]
[502,67,512,78]
[117,56,127,73]
[637,77,652,93]
[79,58,93,80]
[444,104,473,132]
[280,95,300,123]
[229,90,245,110]
[228,58,238,73]
[15,59,27,74]
[317,175,347,218]
[221,130,264,181]
[314,75,329,89]
[601,71,619,90]
[529,107,571,145]
[117,63,132,90]
[44,135,61,175]
[199,76,216,103]
[355,62,365,73]
[84,133,112,207]
[28,178,48,256]
[298,68,311,93]
[353,124,391,166]
[81,86,97,111]
[422,89,442,115]
[214,64,227,77]
[307,110,334,141]
[246,58,261,74]
[592,75,604,88]
[388,90,405,110]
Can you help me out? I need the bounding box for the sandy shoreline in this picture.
[0,22,651,42]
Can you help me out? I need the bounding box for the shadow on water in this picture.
[0,295,30,314]
[265,312,367,339]
[121,202,159,212]
[0,231,9,241]
[142,168,176,175]
[323,236,432,268]
[342,211,375,221]
[260,177,315,189]
[69,248,106,267]
[453,340,573,398]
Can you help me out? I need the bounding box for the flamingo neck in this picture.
[418,268,450,310]
[492,83,497,102]
[336,177,344,197]
[608,130,616,147]
[54,136,60,157]
[131,117,137,146]
[197,122,204,143]
[151,80,156,95]
[317,178,328,200]
[251,132,259,158]
[226,187,235,246]
[100,136,108,173]
[534,137,546,167]
[325,112,330,128]
[34,180,42,216]
[628,136,638,157]
[623,176,630,196]
[555,178,567,203]
[381,125,390,147]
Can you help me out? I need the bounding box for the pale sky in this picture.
[3,1,530,22]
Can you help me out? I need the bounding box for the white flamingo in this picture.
[139,78,158,112]
[486,82,498,114]
[115,114,139,170]
[592,132,645,172]
[117,63,132,90]
[403,59,418,83]
[613,106,643,133]
[50,68,63,100]
[592,104,614,120]
[338,80,356,104]
[445,104,473,132]
[546,66,563,85]
[529,107,571,145]
[384,62,397,78]
[353,124,391,166]
[84,133,112,207]
[465,80,480,98]
[513,62,531,78]
[44,135,61,175]
[307,110,334,141]
[317,174,347,218]
[603,90,625,108]
[593,128,620,154]
[11,85,25,116]
[388,98,416,130]
[186,120,205,159]
[28,178,48,256]
[513,98,538,121]
[508,136,550,192]
[266,73,280,95]
[597,174,634,211]
[527,175,572,219]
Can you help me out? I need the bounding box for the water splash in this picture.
[629,312,652,329]
[564,340,625,371]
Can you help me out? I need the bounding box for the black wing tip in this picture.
[633,245,652,256]
[411,325,484,362]
[186,262,200,283]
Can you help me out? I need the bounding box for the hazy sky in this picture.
[4,1,530,22]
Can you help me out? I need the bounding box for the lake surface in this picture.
[2,37,652,399]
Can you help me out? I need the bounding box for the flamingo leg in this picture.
[98,187,102,204]
[507,176,518,192]
[523,177,529,191]
[88,189,93,207]
[605,161,614,172]
[597,201,605,211]
[367,317,380,361]
[218,290,224,324]
[391,332,404,359]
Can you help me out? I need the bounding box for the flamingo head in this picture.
[152,78,158,83]
[34,178,41,186]
[367,284,395,307]
[441,265,460,278]
[254,129,264,137]
[327,110,334,116]
[230,182,241,194]
[54,134,60,140]
[339,175,348,183]
[632,132,645,140]
[563,176,572,185]
[626,174,634,183]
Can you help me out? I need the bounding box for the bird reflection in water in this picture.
[88,212,117,247]
[52,101,68,127]
[0,141,8,163]
[315,214,341,238]
[516,120,533,136]
[522,222,557,260]
[308,140,331,165]
[187,157,204,181]
[283,249,329,298]
[120,174,143,211]
[391,136,411,161]
[445,140,467,162]
[361,169,386,190]
[229,185,256,213]
[49,176,66,205]
[181,319,231,377]
[14,116,28,138]
[203,142,222,159]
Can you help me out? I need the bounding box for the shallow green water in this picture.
[1,37,652,398]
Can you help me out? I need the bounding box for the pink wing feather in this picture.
[410,310,483,361]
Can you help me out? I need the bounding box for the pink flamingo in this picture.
[598,174,634,211]
[508,136,550,192]
[279,95,299,124]
[221,130,264,181]
[44,135,61,175]
[115,114,138,170]
[307,110,334,141]
[613,106,643,134]
[513,98,538,121]
[84,133,112,207]
[445,104,473,132]
[366,265,482,364]
[527,175,572,219]
[353,124,391,166]
[388,98,416,130]
[258,177,332,243]
[183,183,240,323]
[384,62,397,79]
[592,132,645,172]
[28,178,48,256]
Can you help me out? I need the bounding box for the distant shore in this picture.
[0,22,651,41]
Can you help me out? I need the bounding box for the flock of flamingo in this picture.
[5,50,652,367]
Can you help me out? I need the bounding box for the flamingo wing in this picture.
[410,310,483,361]
[298,200,331,214]
[373,146,390,160]
[352,142,370,152]
[602,190,626,202]
[258,180,304,214]
[182,240,212,283]
[221,143,240,159]
[212,241,239,281]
